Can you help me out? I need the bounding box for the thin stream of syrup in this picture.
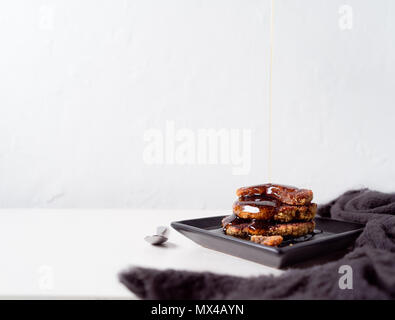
[268,0,274,182]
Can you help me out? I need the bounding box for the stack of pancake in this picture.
[222,184,317,246]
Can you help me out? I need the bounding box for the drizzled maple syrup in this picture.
[268,0,274,182]
[222,214,274,233]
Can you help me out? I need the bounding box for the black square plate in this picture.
[171,216,364,268]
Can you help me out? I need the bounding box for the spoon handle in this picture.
[156,226,168,236]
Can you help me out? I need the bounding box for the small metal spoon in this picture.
[145,226,169,245]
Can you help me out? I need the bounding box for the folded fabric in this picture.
[119,189,395,299]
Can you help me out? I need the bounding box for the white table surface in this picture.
[0,209,283,299]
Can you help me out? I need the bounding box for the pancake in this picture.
[222,214,316,238]
[250,235,283,246]
[236,183,313,205]
[233,200,317,222]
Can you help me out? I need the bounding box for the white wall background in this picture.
[0,0,394,209]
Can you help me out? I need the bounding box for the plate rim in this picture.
[171,215,364,254]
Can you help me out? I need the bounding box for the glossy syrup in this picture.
[222,214,274,233]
